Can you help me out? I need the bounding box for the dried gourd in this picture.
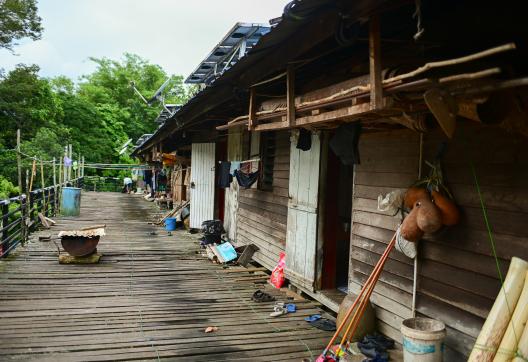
[431,190,460,226]
[400,206,424,242]
[403,187,429,210]
[416,198,443,233]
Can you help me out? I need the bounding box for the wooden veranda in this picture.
[0,192,333,361]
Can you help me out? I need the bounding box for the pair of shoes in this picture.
[270,304,288,317]
[251,290,275,303]
[269,302,297,317]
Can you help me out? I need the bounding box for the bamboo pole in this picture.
[52,157,56,186]
[469,257,528,361]
[40,159,46,214]
[63,146,68,182]
[16,129,25,240]
[29,159,36,192]
[68,144,72,181]
[59,156,63,185]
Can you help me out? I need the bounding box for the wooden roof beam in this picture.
[287,65,296,127]
[369,14,383,110]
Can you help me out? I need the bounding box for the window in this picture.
[259,131,276,191]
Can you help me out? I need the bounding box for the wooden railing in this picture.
[0,177,83,258]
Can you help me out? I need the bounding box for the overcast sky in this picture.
[1,0,288,80]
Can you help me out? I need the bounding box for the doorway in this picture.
[320,138,353,294]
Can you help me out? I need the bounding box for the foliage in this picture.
[0,64,62,148]
[0,0,42,51]
[0,176,19,200]
[0,53,192,193]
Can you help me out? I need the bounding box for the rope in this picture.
[462,127,521,357]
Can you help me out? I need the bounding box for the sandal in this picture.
[251,290,275,303]
[305,314,322,322]
[310,318,337,331]
[270,306,288,317]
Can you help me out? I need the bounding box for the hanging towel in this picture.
[218,161,232,188]
[329,123,362,165]
[234,169,259,189]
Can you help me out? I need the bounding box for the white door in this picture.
[190,143,216,229]
[285,131,321,291]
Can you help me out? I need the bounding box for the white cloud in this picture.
[0,0,288,80]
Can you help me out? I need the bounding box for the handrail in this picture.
[0,177,84,258]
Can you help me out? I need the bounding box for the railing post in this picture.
[1,203,9,256]
[21,196,27,245]
[29,193,35,229]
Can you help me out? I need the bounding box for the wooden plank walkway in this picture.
[0,192,334,361]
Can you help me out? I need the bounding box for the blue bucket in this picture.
[61,187,81,216]
[165,217,177,231]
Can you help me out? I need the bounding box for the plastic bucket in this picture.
[401,317,446,362]
[61,187,81,216]
[165,217,177,231]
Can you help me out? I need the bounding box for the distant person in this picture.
[123,177,133,193]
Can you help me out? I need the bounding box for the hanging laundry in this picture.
[63,156,72,167]
[72,161,78,170]
[229,161,241,175]
[234,169,259,188]
[329,123,362,165]
[297,128,312,151]
[218,161,232,188]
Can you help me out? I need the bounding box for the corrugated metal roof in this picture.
[185,22,270,85]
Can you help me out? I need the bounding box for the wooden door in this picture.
[285,131,321,291]
[190,143,216,229]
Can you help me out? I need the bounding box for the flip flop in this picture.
[251,290,275,303]
[304,314,322,322]
[285,303,297,313]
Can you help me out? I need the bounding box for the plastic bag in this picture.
[377,189,405,215]
[270,252,286,289]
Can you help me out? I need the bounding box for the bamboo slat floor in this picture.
[0,192,334,361]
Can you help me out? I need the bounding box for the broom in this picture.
[317,232,397,361]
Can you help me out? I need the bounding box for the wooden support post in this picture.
[286,65,296,126]
[40,159,45,190]
[40,159,47,216]
[63,146,68,182]
[369,14,382,110]
[16,130,26,242]
[248,87,256,130]
[52,158,56,186]
[81,156,85,177]
[29,159,36,193]
[68,144,72,181]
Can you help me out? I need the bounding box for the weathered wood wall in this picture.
[235,131,291,271]
[349,123,528,361]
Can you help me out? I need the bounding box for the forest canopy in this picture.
[0,55,192,197]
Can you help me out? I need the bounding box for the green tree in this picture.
[0,64,63,148]
[79,53,190,141]
[0,0,42,52]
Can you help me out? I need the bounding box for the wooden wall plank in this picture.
[349,123,527,359]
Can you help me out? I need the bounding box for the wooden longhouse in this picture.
[133,1,528,359]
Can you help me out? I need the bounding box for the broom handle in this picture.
[342,236,396,346]
[322,232,397,354]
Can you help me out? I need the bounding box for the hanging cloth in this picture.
[297,128,312,151]
[234,169,259,189]
[218,161,232,188]
[329,123,362,165]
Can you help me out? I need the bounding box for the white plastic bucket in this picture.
[401,317,446,362]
